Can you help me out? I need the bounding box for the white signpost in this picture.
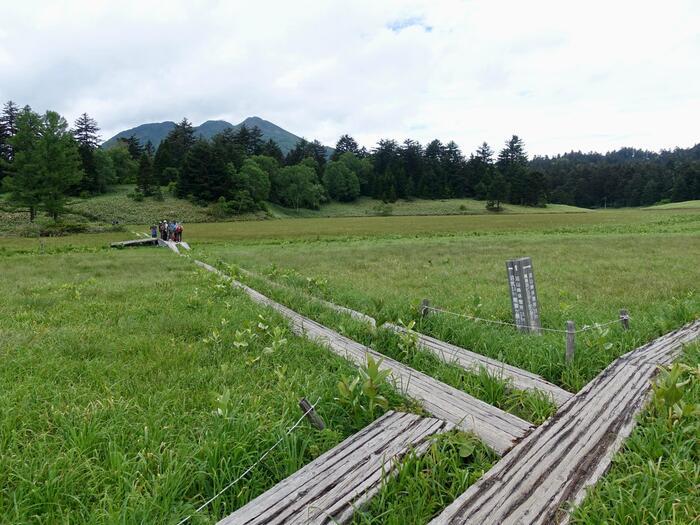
[506,257,542,334]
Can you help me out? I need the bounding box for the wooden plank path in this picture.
[110,237,190,253]
[429,319,700,525]
[384,323,573,407]
[236,266,376,326]
[217,411,453,525]
[193,260,531,455]
[110,238,158,248]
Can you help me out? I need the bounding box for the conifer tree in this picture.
[2,107,43,220]
[497,135,529,205]
[136,153,155,196]
[0,100,21,183]
[40,112,84,219]
[153,118,196,181]
[73,112,102,193]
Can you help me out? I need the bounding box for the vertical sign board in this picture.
[506,257,542,334]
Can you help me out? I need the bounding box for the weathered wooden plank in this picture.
[429,319,700,525]
[193,260,532,455]
[384,323,573,407]
[157,239,180,254]
[236,266,377,327]
[109,238,158,248]
[217,411,453,525]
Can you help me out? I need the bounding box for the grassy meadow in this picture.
[1,185,593,238]
[0,205,698,523]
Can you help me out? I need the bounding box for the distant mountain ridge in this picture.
[102,116,331,155]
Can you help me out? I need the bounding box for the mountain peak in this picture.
[102,116,328,154]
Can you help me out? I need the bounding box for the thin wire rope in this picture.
[176,397,321,525]
[425,306,629,334]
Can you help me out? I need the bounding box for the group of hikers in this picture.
[151,220,184,242]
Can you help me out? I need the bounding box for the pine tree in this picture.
[486,173,509,211]
[497,135,529,205]
[144,140,155,157]
[260,139,284,163]
[177,139,211,200]
[39,111,84,220]
[331,134,360,160]
[73,113,101,194]
[2,107,43,221]
[0,101,21,182]
[123,135,143,160]
[136,153,155,196]
[153,118,196,181]
[73,113,100,148]
[0,101,20,159]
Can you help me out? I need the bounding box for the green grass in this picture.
[646,199,700,210]
[0,186,264,236]
[1,206,698,523]
[66,185,218,224]
[0,249,423,523]
[202,212,700,392]
[572,343,700,524]
[1,186,591,237]
[268,196,590,218]
[352,432,497,524]
[216,264,556,424]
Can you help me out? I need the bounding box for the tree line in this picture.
[531,147,700,207]
[1,99,698,223]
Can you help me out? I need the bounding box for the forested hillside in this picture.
[0,98,698,229]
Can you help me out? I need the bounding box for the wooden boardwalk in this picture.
[194,260,531,455]
[217,411,453,525]
[384,323,573,407]
[429,319,700,525]
[157,239,179,254]
[110,237,189,253]
[110,238,158,248]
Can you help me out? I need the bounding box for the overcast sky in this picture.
[1,0,698,156]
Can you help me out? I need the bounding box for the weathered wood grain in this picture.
[429,319,700,525]
[193,260,531,455]
[217,411,452,525]
[384,323,573,407]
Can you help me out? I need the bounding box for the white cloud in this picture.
[0,0,698,155]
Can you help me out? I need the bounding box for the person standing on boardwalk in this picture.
[150,225,157,238]
[175,222,183,242]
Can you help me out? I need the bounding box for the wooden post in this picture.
[299,398,325,430]
[420,299,430,318]
[39,240,45,254]
[619,309,629,330]
[565,321,576,363]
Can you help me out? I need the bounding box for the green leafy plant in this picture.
[396,319,419,361]
[212,388,232,417]
[336,355,391,424]
[441,432,478,460]
[652,362,699,428]
[582,325,614,352]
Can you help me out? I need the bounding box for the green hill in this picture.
[644,200,700,210]
[102,116,333,155]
